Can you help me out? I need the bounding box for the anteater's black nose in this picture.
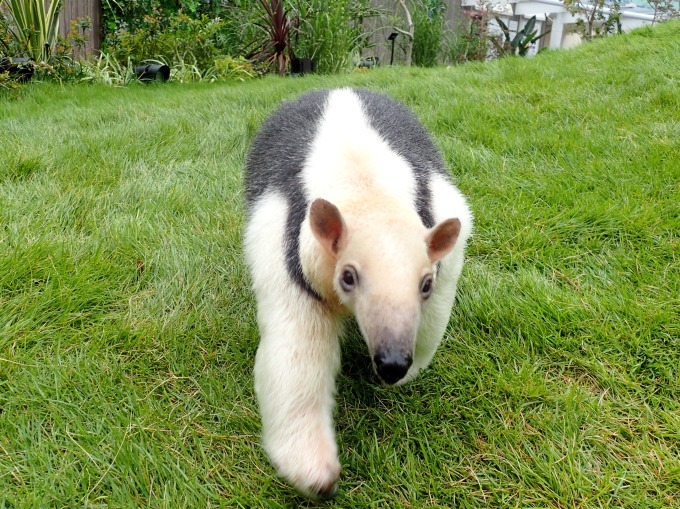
[374,350,413,385]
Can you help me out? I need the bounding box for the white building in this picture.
[365,0,658,65]
[465,0,657,52]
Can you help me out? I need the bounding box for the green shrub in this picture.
[214,55,255,81]
[169,54,255,82]
[100,0,379,77]
[0,69,21,92]
[0,0,62,61]
[101,0,252,55]
[77,51,255,85]
[79,52,138,85]
[446,10,494,64]
[288,0,379,74]
[1,14,91,83]
[105,13,233,70]
[412,0,446,67]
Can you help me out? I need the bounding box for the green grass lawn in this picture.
[1,21,679,508]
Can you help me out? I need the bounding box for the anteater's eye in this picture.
[339,266,357,292]
[420,274,434,299]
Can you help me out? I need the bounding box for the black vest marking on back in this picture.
[244,89,451,300]
[352,89,447,229]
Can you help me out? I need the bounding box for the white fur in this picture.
[302,89,417,209]
[400,173,473,384]
[245,89,472,497]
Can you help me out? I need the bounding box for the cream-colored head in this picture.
[309,198,461,385]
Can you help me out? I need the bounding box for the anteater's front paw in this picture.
[267,434,340,499]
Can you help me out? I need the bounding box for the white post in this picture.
[549,13,565,49]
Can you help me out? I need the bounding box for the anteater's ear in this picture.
[309,198,348,256]
[426,218,461,263]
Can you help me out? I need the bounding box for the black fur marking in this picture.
[353,89,449,229]
[245,91,329,301]
[285,183,323,301]
[245,91,330,206]
[244,89,451,298]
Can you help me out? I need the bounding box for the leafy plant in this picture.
[647,0,680,22]
[32,17,92,82]
[563,0,622,41]
[79,51,139,85]
[288,0,379,73]
[447,9,493,64]
[412,0,446,67]
[249,0,291,75]
[0,0,63,61]
[214,55,255,81]
[106,14,233,72]
[58,17,91,60]
[0,69,19,91]
[0,12,18,55]
[493,15,551,56]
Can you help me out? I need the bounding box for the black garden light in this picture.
[134,64,170,82]
[387,32,399,65]
[0,57,34,82]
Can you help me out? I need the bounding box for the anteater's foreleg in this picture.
[254,294,341,499]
